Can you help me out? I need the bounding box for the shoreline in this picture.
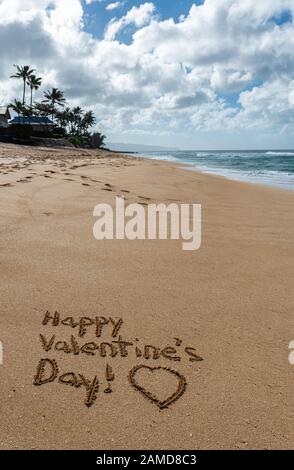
[133,151,294,193]
[0,143,294,449]
[1,141,294,194]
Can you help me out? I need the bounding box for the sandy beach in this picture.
[0,142,294,450]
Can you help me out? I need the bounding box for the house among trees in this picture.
[0,106,11,127]
[0,64,105,148]
[9,116,53,132]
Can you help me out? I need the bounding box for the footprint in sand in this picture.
[139,196,151,201]
[90,178,101,183]
[121,190,130,194]
[0,183,13,187]
[82,183,91,187]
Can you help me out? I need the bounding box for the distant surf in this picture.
[137,150,294,191]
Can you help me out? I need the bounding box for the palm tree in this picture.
[27,75,42,109]
[64,107,75,134]
[34,102,53,118]
[33,102,55,132]
[10,65,35,105]
[55,107,72,133]
[81,110,96,135]
[43,88,66,124]
[72,106,83,135]
[8,100,25,124]
[90,132,106,149]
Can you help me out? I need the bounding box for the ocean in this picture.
[137,150,294,191]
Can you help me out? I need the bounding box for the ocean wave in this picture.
[185,164,294,190]
[266,151,294,156]
[135,151,294,190]
[138,153,179,162]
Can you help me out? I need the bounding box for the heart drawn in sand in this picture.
[129,365,187,410]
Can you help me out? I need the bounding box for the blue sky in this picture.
[83,1,203,40]
[1,0,294,149]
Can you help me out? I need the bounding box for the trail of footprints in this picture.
[0,162,154,204]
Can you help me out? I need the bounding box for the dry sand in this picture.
[0,142,293,449]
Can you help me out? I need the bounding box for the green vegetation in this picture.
[8,64,106,148]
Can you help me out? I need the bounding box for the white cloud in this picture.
[0,0,293,146]
[104,2,155,41]
[106,2,123,11]
[85,0,105,4]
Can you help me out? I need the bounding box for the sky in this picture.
[0,0,294,149]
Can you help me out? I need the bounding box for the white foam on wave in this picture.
[138,153,179,162]
[196,152,210,157]
[134,152,294,191]
[266,151,294,156]
[185,164,294,191]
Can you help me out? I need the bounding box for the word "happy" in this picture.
[42,311,123,338]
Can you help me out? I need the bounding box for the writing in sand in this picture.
[33,311,203,409]
[38,310,203,361]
